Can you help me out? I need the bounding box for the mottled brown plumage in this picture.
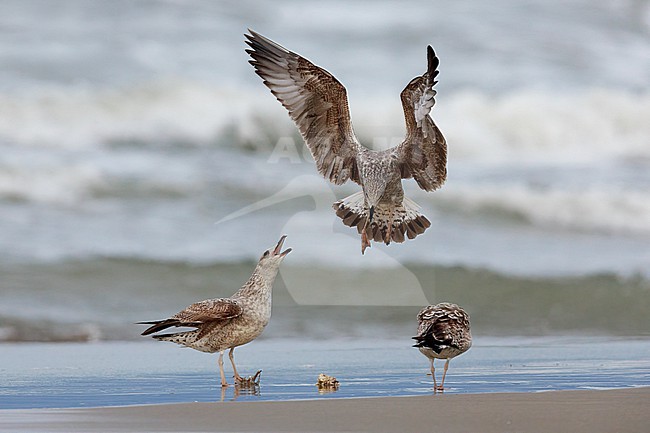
[138,235,291,387]
[246,30,447,254]
[413,303,472,391]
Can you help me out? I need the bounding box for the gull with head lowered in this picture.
[413,303,472,392]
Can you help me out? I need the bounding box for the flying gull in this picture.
[138,235,291,387]
[412,303,472,391]
[246,30,447,254]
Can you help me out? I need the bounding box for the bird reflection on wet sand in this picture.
[219,372,262,401]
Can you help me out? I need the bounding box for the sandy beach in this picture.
[1,387,647,433]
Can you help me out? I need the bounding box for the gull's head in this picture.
[258,235,292,270]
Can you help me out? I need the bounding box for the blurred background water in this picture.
[1,0,649,342]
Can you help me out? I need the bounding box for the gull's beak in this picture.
[273,235,291,257]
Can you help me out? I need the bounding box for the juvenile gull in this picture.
[412,303,472,391]
[138,235,291,387]
[246,30,447,254]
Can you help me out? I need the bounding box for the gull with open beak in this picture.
[138,235,291,387]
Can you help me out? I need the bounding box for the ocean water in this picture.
[1,0,649,342]
[1,338,649,409]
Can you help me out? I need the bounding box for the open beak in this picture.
[273,235,292,257]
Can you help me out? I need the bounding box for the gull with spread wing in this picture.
[246,31,447,254]
[138,235,291,387]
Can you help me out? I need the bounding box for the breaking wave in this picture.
[0,80,648,162]
[1,81,649,226]
[442,90,650,163]
[432,184,650,236]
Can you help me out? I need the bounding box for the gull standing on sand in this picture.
[413,303,472,391]
[138,235,291,387]
[246,30,447,254]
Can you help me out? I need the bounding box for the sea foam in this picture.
[0,81,648,164]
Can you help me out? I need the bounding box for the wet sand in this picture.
[3,338,650,408]
[2,387,648,433]
[3,338,649,432]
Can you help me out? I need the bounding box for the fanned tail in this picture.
[333,191,367,229]
[333,192,431,246]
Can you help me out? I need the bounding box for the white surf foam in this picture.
[0,80,276,149]
[433,183,650,236]
[440,89,650,163]
[0,162,106,204]
[2,82,648,164]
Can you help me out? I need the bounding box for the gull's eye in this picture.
[263,251,270,258]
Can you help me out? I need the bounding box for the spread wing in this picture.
[393,46,447,192]
[246,30,361,185]
[139,298,242,336]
